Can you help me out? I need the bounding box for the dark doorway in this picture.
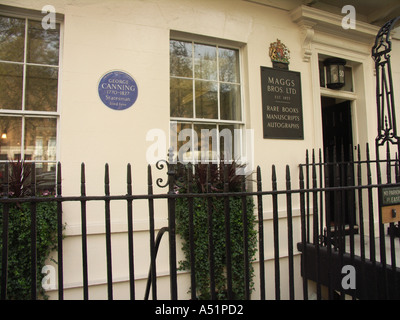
[321,98,355,226]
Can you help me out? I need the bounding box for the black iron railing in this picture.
[0,147,399,300]
[299,144,400,299]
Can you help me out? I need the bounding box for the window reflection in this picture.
[170,78,193,118]
[0,16,25,62]
[0,116,57,162]
[220,124,240,161]
[220,83,241,121]
[170,123,241,164]
[170,40,241,122]
[0,159,56,196]
[170,122,193,163]
[219,47,240,83]
[0,63,23,110]
[27,20,60,65]
[24,117,57,162]
[0,17,60,112]
[170,39,242,164]
[195,80,218,119]
[194,124,217,162]
[194,44,217,81]
[0,116,22,161]
[170,40,193,78]
[25,65,58,111]
[0,13,60,193]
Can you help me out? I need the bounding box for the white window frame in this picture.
[169,33,246,165]
[0,5,63,166]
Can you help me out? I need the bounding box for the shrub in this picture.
[0,201,59,300]
[0,160,60,300]
[175,162,257,300]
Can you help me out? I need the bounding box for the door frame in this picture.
[305,19,379,236]
[309,47,376,157]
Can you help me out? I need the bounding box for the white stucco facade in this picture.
[1,0,399,300]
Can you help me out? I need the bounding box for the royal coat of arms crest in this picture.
[269,39,290,65]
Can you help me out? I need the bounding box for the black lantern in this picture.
[324,58,346,89]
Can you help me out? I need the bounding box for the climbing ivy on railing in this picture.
[175,162,257,300]
[0,202,59,300]
[0,160,61,300]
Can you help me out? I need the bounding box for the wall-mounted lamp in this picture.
[324,58,346,89]
[1,132,7,139]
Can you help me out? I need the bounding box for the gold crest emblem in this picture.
[269,39,290,64]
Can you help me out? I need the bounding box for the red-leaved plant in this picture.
[8,159,32,198]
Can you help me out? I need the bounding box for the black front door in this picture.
[321,99,355,225]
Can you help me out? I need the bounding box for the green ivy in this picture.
[0,201,60,300]
[175,163,257,300]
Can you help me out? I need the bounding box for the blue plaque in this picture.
[98,70,138,110]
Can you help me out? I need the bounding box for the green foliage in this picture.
[175,163,257,300]
[0,160,61,299]
[0,201,59,300]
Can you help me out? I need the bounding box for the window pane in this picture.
[0,63,23,110]
[24,117,57,161]
[170,40,192,78]
[220,83,241,121]
[194,123,217,163]
[177,122,192,154]
[195,80,218,119]
[170,78,193,118]
[25,65,58,111]
[0,16,25,62]
[219,47,239,83]
[219,124,240,162]
[0,116,22,161]
[35,163,56,195]
[170,122,194,163]
[194,43,217,81]
[27,20,60,65]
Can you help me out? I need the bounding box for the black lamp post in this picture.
[324,58,346,89]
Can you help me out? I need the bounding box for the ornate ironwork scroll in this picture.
[155,147,175,189]
[372,16,400,148]
[155,147,187,191]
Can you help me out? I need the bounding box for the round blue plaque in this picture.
[98,70,138,110]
